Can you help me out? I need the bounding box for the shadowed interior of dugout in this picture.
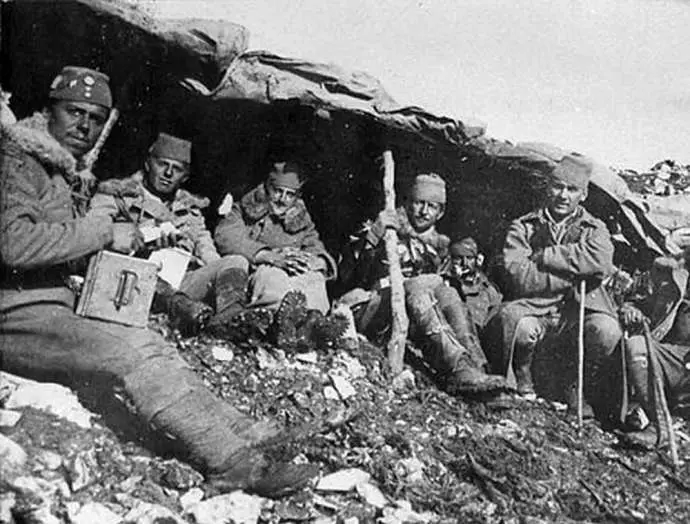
[0,0,668,281]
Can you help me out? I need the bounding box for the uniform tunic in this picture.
[89,173,248,308]
[215,183,336,312]
[0,113,275,473]
[339,208,487,372]
[488,205,622,385]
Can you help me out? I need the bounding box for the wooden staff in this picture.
[81,107,120,172]
[643,320,680,472]
[577,279,587,434]
[382,150,409,375]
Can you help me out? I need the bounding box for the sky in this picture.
[149,0,690,171]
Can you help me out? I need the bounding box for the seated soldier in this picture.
[214,161,337,315]
[617,254,690,446]
[0,66,314,495]
[442,237,503,369]
[89,133,249,332]
[444,237,503,335]
[339,173,507,394]
[488,155,622,408]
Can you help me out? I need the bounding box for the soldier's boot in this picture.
[207,446,318,498]
[271,290,309,350]
[408,289,508,394]
[331,302,360,352]
[625,335,652,422]
[296,310,349,352]
[207,268,249,335]
[152,278,212,335]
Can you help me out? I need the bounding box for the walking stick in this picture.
[81,107,120,172]
[382,150,409,375]
[642,320,680,472]
[577,279,587,434]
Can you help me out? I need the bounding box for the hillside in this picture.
[2,312,689,524]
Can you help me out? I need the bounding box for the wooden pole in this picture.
[82,108,120,172]
[577,279,587,434]
[643,321,680,472]
[382,150,409,375]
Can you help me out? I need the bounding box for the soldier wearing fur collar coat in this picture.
[0,67,314,496]
[89,133,250,332]
[214,161,337,315]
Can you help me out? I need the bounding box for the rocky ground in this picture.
[2,310,690,524]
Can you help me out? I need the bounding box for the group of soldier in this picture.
[1,65,688,497]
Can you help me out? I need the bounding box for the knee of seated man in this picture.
[219,254,250,273]
[585,314,622,356]
[434,284,463,308]
[514,317,545,347]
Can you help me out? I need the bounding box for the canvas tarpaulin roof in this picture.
[0,0,673,267]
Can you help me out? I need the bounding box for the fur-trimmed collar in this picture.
[96,170,210,210]
[0,112,78,182]
[240,183,311,233]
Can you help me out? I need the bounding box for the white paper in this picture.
[148,248,191,289]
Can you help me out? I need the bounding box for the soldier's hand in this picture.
[377,209,401,232]
[111,223,145,254]
[619,303,646,328]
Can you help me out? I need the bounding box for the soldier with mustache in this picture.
[339,174,508,395]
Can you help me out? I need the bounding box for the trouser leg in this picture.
[512,316,549,394]
[249,266,329,313]
[181,255,249,307]
[433,285,488,369]
[248,266,293,310]
[0,303,277,472]
[583,312,622,400]
[404,275,465,374]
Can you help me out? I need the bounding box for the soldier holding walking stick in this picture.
[486,155,622,415]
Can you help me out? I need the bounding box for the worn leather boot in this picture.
[207,445,318,498]
[271,290,309,349]
[408,289,508,394]
[625,335,652,419]
[152,278,212,335]
[169,293,214,335]
[445,353,510,395]
[207,268,249,335]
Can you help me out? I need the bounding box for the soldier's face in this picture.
[407,199,444,232]
[145,155,190,196]
[546,180,587,220]
[47,100,108,157]
[453,254,477,277]
[266,181,299,217]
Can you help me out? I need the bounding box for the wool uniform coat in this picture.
[488,205,619,375]
[214,183,336,278]
[0,112,114,311]
[89,171,220,266]
[0,113,277,473]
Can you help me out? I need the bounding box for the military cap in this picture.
[49,66,112,109]
[149,133,192,164]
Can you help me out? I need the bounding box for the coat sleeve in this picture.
[87,192,120,219]
[0,154,113,270]
[503,220,572,297]
[539,219,615,279]
[214,204,270,262]
[186,210,220,265]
